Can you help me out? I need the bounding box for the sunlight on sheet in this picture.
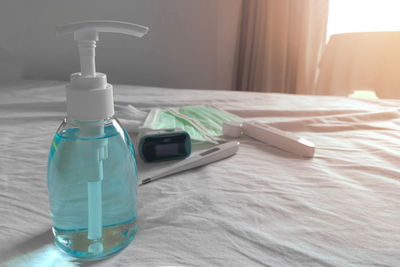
[3,244,76,267]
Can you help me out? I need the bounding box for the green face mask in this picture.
[142,105,243,144]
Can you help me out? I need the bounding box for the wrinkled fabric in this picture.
[1,80,400,266]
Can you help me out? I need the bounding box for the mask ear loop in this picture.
[167,108,221,144]
[178,105,243,137]
[209,105,244,122]
[141,107,218,144]
[142,108,161,129]
[179,106,224,136]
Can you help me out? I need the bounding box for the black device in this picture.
[138,129,191,162]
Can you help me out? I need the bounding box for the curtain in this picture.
[234,0,329,94]
[315,32,400,99]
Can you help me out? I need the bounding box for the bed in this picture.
[1,80,400,266]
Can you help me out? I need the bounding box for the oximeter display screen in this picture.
[155,143,179,157]
[141,132,190,162]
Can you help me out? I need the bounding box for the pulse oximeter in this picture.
[138,129,191,162]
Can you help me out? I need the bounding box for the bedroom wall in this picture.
[0,0,242,90]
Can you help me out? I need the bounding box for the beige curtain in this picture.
[234,0,329,94]
[315,32,400,98]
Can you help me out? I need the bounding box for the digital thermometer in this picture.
[223,121,315,158]
[140,141,240,186]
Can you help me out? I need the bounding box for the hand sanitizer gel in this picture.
[47,21,148,260]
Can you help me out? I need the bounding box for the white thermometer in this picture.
[223,121,315,158]
[140,141,239,186]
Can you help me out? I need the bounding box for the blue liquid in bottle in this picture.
[47,117,138,260]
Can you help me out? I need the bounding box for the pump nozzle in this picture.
[57,20,148,121]
[57,20,149,77]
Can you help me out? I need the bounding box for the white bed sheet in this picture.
[1,80,400,266]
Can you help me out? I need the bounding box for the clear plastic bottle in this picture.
[48,20,148,259]
[47,116,138,260]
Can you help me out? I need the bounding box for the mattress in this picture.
[1,80,400,266]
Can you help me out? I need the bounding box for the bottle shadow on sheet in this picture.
[0,228,113,266]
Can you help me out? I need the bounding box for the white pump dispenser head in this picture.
[56,21,149,121]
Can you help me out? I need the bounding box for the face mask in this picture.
[142,105,243,144]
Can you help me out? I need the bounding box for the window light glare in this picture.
[327,0,400,39]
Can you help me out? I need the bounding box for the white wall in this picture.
[0,0,242,90]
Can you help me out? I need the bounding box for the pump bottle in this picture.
[47,21,148,260]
